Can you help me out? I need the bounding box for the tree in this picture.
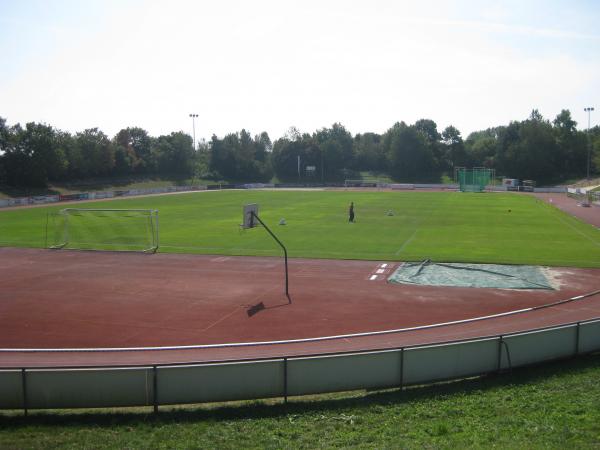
[128,127,154,172]
[314,123,354,180]
[0,117,9,152]
[75,128,115,177]
[255,131,272,163]
[209,133,236,179]
[284,126,302,142]
[592,131,600,174]
[414,119,443,171]
[154,132,195,175]
[0,118,9,184]
[234,129,272,181]
[271,137,306,181]
[252,132,273,181]
[464,130,497,168]
[208,130,272,181]
[113,127,154,174]
[553,109,587,177]
[464,128,501,168]
[441,125,466,171]
[383,122,433,181]
[352,132,384,171]
[496,112,559,182]
[2,122,68,187]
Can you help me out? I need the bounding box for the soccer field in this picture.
[0,190,599,267]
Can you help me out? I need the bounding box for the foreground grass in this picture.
[1,354,600,449]
[0,190,599,267]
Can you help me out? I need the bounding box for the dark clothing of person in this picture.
[349,203,355,222]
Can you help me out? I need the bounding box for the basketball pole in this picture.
[251,211,290,301]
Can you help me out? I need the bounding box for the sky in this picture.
[1,0,599,144]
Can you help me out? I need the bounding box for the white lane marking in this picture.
[381,263,388,268]
[395,229,418,255]
[5,291,599,353]
[370,275,378,280]
[376,269,385,274]
[535,200,600,247]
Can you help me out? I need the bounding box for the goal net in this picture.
[48,208,159,253]
[456,168,494,192]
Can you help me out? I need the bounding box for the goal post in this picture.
[48,208,159,253]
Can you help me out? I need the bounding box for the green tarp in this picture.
[388,260,553,290]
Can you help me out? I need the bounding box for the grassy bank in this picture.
[0,176,207,199]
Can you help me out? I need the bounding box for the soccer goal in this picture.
[48,208,159,253]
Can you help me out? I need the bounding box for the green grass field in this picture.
[1,190,599,267]
[2,190,600,447]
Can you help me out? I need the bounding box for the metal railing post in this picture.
[497,336,504,373]
[399,348,405,391]
[21,368,28,417]
[153,366,158,414]
[283,358,288,404]
[575,322,581,356]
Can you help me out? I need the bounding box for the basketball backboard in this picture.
[243,204,259,229]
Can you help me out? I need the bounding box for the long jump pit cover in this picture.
[388,260,553,290]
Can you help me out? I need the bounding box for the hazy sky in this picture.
[1,0,598,143]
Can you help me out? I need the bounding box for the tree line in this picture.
[1,109,598,189]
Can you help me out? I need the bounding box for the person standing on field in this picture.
[349,201,355,223]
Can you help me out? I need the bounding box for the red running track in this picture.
[1,245,600,368]
[534,192,600,228]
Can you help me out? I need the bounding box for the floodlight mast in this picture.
[585,107,594,180]
[189,113,198,150]
[250,211,289,300]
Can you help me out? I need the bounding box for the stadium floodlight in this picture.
[189,113,198,150]
[48,208,159,253]
[585,107,594,180]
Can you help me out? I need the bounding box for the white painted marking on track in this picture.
[376,269,385,274]
[211,256,230,263]
[571,295,584,300]
[370,275,378,280]
[5,291,598,353]
[381,263,388,268]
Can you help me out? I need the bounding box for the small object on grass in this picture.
[508,209,511,213]
[386,210,394,216]
[279,218,286,225]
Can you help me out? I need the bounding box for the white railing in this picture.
[2,318,599,414]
